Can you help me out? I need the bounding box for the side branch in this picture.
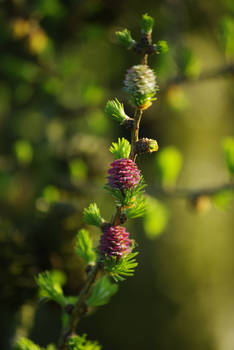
[149,182,234,199]
[59,263,100,350]
[162,63,234,92]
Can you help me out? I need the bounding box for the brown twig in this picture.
[112,206,123,225]
[58,45,148,349]
[59,263,100,349]
[149,182,234,199]
[58,88,144,350]
[161,63,234,93]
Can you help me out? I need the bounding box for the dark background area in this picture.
[1,0,234,349]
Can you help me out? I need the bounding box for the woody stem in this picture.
[130,109,143,161]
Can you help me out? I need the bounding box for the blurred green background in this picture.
[1,0,234,349]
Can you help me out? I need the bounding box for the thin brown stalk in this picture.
[59,263,100,349]
[130,108,143,161]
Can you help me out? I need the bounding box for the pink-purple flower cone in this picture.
[107,158,141,191]
[99,225,131,258]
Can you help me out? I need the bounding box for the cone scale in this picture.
[99,225,131,258]
[124,64,158,108]
[107,158,141,191]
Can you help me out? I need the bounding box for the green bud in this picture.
[178,47,201,78]
[156,40,169,53]
[116,29,136,49]
[135,138,159,154]
[67,334,101,350]
[36,270,66,307]
[15,338,41,350]
[141,13,154,34]
[14,139,33,164]
[105,98,129,123]
[155,146,183,187]
[75,229,96,265]
[83,202,103,227]
[212,189,234,209]
[223,137,234,176]
[143,197,169,238]
[109,137,131,159]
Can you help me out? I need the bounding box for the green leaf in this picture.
[155,146,183,187]
[75,229,96,265]
[1,55,39,82]
[33,0,65,19]
[212,189,234,209]
[83,203,103,227]
[14,140,33,164]
[141,13,154,34]
[104,176,146,207]
[87,276,118,307]
[109,138,131,159]
[42,185,60,203]
[219,16,234,58]
[36,270,66,308]
[62,310,70,329]
[156,40,169,54]
[15,338,41,350]
[124,195,147,219]
[116,29,136,49]
[103,252,138,282]
[69,158,88,181]
[67,334,101,350]
[166,86,188,112]
[223,137,234,176]
[143,197,169,238]
[177,47,201,78]
[105,99,128,123]
[65,295,78,305]
[46,345,56,350]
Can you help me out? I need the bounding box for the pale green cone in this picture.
[124,65,158,108]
